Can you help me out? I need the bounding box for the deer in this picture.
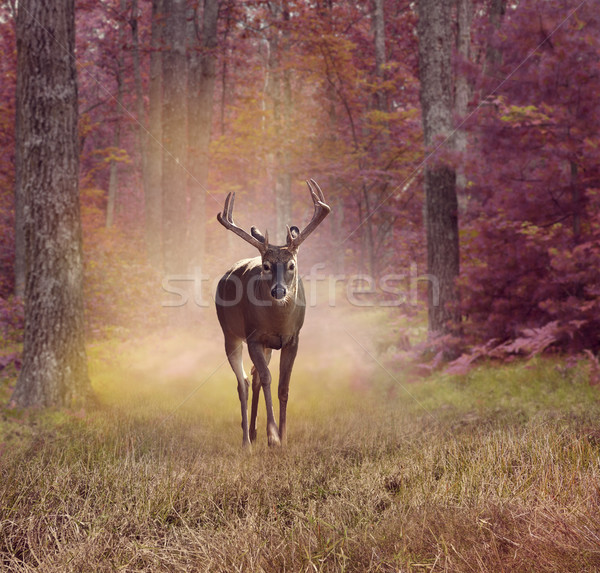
[215,179,331,447]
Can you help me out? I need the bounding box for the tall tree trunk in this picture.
[162,0,188,275]
[106,0,126,229]
[485,0,506,71]
[267,0,292,244]
[130,0,152,249]
[187,0,219,271]
[571,160,581,240]
[369,0,388,278]
[220,0,233,136]
[145,0,163,267]
[106,73,123,227]
[362,182,376,277]
[276,2,292,244]
[454,0,471,207]
[11,0,91,408]
[14,51,25,298]
[417,0,460,335]
[372,0,387,114]
[321,0,344,273]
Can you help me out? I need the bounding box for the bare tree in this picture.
[11,0,91,408]
[417,0,460,335]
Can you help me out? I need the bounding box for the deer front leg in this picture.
[249,348,272,443]
[248,342,280,446]
[225,338,251,447]
[278,338,299,444]
[249,365,260,443]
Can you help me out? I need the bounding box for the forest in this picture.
[1,0,599,363]
[1,0,600,571]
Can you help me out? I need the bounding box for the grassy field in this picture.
[1,305,600,572]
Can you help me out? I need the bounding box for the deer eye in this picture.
[262,262,271,272]
[288,262,295,271]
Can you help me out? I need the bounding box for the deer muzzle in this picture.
[271,285,287,300]
[271,263,288,300]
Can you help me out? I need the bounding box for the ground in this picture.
[1,303,599,572]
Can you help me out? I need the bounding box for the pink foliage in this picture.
[458,0,600,354]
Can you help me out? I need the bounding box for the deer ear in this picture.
[286,225,300,247]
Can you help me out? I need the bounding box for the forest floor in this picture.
[1,303,600,572]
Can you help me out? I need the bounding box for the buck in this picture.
[215,180,331,447]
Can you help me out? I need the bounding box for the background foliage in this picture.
[0,0,598,359]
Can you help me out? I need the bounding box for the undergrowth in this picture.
[1,318,600,572]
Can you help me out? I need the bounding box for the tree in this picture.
[144,0,163,268]
[372,0,388,115]
[460,0,600,349]
[417,0,460,335]
[187,0,219,270]
[454,0,472,202]
[162,0,188,275]
[10,0,91,408]
[268,0,293,245]
[13,6,25,299]
[106,0,127,228]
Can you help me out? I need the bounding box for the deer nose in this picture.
[271,286,286,300]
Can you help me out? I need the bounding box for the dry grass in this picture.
[1,306,600,572]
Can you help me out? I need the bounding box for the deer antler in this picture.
[288,179,331,249]
[217,192,267,252]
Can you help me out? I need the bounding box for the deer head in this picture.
[217,179,331,303]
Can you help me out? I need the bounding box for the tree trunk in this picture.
[362,182,376,277]
[145,0,163,268]
[485,0,506,70]
[187,0,219,271]
[162,0,188,275]
[571,160,581,240]
[454,0,471,208]
[106,70,123,227]
[13,48,25,298]
[372,0,388,114]
[220,0,233,136]
[275,4,292,244]
[417,0,460,335]
[266,0,292,244]
[11,0,91,408]
[130,0,153,251]
[106,0,126,229]
[369,0,388,278]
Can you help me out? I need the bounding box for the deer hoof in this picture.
[267,422,280,447]
[267,424,281,447]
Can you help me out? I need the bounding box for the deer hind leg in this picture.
[225,337,250,447]
[248,342,280,446]
[249,347,272,443]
